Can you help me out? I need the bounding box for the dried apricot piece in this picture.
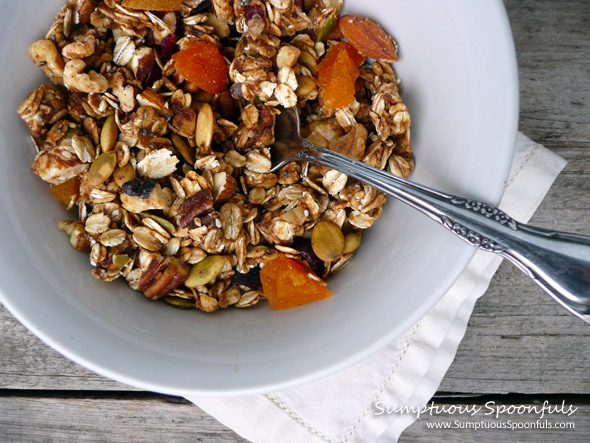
[318,43,363,110]
[260,255,332,310]
[121,0,182,11]
[318,42,364,88]
[172,42,228,94]
[340,15,398,62]
[51,176,80,206]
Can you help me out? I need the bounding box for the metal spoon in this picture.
[272,106,590,323]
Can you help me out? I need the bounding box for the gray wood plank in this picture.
[1,395,587,442]
[401,397,590,442]
[0,304,131,391]
[0,396,246,443]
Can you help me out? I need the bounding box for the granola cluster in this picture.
[18,0,413,312]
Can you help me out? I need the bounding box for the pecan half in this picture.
[139,257,189,299]
[179,189,214,228]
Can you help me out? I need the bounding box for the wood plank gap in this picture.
[0,389,186,402]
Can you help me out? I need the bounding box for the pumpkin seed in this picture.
[298,51,318,76]
[196,103,214,154]
[317,12,338,42]
[87,151,117,188]
[100,114,119,152]
[164,296,195,309]
[311,220,345,261]
[185,255,226,287]
[141,213,176,235]
[343,231,362,254]
[171,133,195,165]
[113,254,131,268]
[113,163,135,187]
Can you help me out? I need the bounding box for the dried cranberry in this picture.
[142,63,161,89]
[292,237,325,275]
[243,4,265,22]
[159,33,178,65]
[231,267,261,289]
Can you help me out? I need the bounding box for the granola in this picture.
[19,0,413,312]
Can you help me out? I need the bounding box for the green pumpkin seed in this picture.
[185,255,226,288]
[113,254,131,268]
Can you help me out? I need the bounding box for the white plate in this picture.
[0,0,517,396]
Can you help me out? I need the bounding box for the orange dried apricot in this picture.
[51,176,80,206]
[121,0,182,11]
[318,43,364,110]
[340,15,398,62]
[172,42,228,94]
[260,255,332,310]
[318,42,364,88]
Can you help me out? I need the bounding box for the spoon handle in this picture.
[297,141,590,322]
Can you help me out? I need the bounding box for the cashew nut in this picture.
[63,59,109,93]
[61,34,96,59]
[29,40,65,86]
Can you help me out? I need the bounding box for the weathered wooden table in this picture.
[2,1,589,441]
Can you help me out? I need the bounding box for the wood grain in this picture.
[401,396,590,442]
[0,395,246,443]
[1,0,590,441]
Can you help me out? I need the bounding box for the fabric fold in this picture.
[186,133,567,442]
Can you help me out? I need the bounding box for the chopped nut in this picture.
[328,123,368,161]
[61,34,96,59]
[136,149,179,179]
[277,45,301,69]
[139,257,190,299]
[274,84,298,108]
[179,189,214,228]
[63,59,109,93]
[29,40,65,85]
[212,171,238,204]
[31,145,89,185]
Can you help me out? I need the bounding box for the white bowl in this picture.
[0,0,518,396]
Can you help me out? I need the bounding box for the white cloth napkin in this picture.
[186,132,567,442]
